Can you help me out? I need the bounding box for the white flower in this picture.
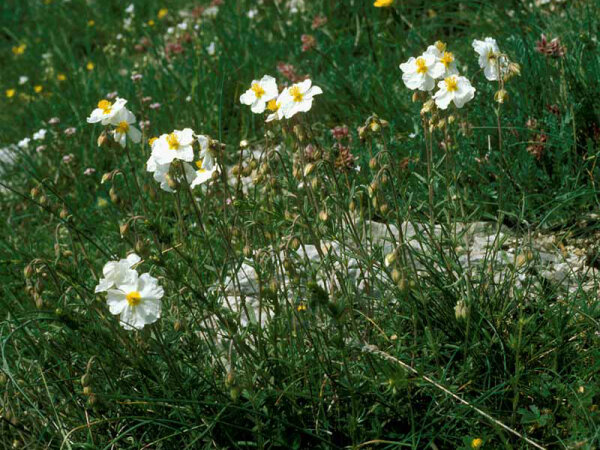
[399,53,445,91]
[206,42,216,56]
[87,98,128,125]
[203,6,219,18]
[424,43,458,77]
[18,76,29,85]
[190,160,219,188]
[146,155,175,193]
[240,75,279,114]
[472,37,508,81]
[33,129,47,141]
[196,135,217,170]
[146,155,198,193]
[151,128,195,165]
[177,22,188,30]
[106,272,163,330]
[95,253,141,293]
[125,3,134,14]
[18,137,30,149]
[111,108,142,148]
[433,75,476,110]
[247,8,258,18]
[277,79,323,119]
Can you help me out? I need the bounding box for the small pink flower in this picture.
[62,154,74,164]
[48,117,60,125]
[84,167,96,175]
[140,120,151,130]
[64,127,76,136]
[131,73,143,82]
[141,96,152,103]
[106,91,118,100]
[301,34,317,52]
[331,125,349,141]
[36,145,47,153]
[311,15,327,29]
[149,102,161,110]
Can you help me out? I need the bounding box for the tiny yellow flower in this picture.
[6,89,16,98]
[57,73,67,82]
[471,438,483,449]
[297,303,307,312]
[87,19,95,27]
[34,85,43,93]
[374,0,394,7]
[148,19,155,27]
[86,62,95,71]
[157,8,168,19]
[12,44,26,55]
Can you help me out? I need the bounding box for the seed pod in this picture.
[81,373,91,387]
[59,208,69,220]
[310,178,319,190]
[319,210,328,222]
[391,268,401,283]
[30,187,40,199]
[83,386,93,396]
[379,203,389,215]
[243,245,252,257]
[97,132,109,147]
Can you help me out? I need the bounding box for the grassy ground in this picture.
[1,0,599,448]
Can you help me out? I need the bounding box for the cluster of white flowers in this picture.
[239,75,323,121]
[87,97,142,148]
[146,129,219,193]
[400,41,475,110]
[95,253,164,330]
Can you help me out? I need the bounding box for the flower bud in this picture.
[494,89,508,104]
[454,300,469,320]
[243,245,253,257]
[384,251,396,267]
[303,163,315,177]
[165,174,178,190]
[97,132,109,148]
[289,237,301,251]
[369,157,377,170]
[119,222,129,237]
[319,210,328,222]
[109,187,119,204]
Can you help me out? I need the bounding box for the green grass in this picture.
[1,0,599,448]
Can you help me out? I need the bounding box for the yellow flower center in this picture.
[415,57,428,74]
[149,137,158,147]
[167,132,180,150]
[445,76,458,92]
[251,83,266,99]
[116,121,130,134]
[195,159,207,173]
[440,52,454,68]
[289,85,304,102]
[435,41,447,52]
[98,99,112,114]
[126,291,142,307]
[267,99,280,111]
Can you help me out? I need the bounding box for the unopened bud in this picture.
[494,89,508,104]
[119,222,129,237]
[454,300,469,320]
[369,157,377,170]
[109,187,119,203]
[289,237,301,251]
[384,251,396,267]
[303,163,315,177]
[243,245,253,257]
[165,174,177,190]
[319,210,328,222]
[97,132,109,147]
